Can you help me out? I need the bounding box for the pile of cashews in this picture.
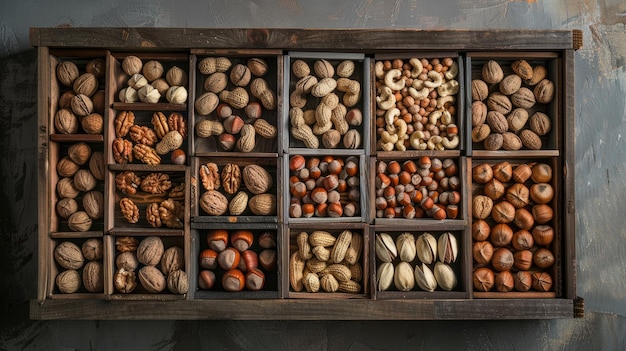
[375,58,460,151]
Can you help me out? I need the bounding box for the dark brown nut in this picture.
[57,156,79,178]
[534,79,555,104]
[472,163,493,184]
[59,91,76,109]
[482,60,504,84]
[56,269,81,293]
[112,138,134,164]
[506,183,530,208]
[92,90,105,113]
[115,171,141,195]
[513,250,533,271]
[471,101,488,127]
[492,161,512,183]
[114,111,135,138]
[86,58,106,78]
[242,165,272,195]
[472,219,491,241]
[138,265,166,293]
[221,163,242,195]
[487,92,512,115]
[512,229,534,251]
[502,132,523,151]
[514,271,532,292]
[68,211,93,232]
[137,236,165,266]
[68,142,91,165]
[484,133,503,151]
[73,73,98,97]
[531,163,553,183]
[54,108,79,134]
[532,272,553,292]
[161,246,184,276]
[166,66,188,86]
[146,203,162,228]
[81,113,104,134]
[511,87,536,109]
[129,125,158,146]
[120,198,139,224]
[57,177,80,199]
[248,58,269,77]
[114,268,137,293]
[533,248,555,268]
[484,178,505,200]
[230,64,252,86]
[133,144,161,165]
[83,191,104,220]
[524,65,547,86]
[142,60,164,81]
[200,162,221,191]
[511,59,533,80]
[168,112,187,139]
[486,111,508,134]
[116,251,139,271]
[116,236,139,253]
[57,61,79,86]
[473,267,495,292]
[70,94,93,117]
[472,195,493,219]
[499,74,522,95]
[529,112,552,136]
[490,223,513,247]
[472,124,491,143]
[507,108,529,132]
[200,190,228,216]
[167,270,189,294]
[519,129,542,150]
[495,270,514,292]
[491,247,514,272]
[54,241,84,270]
[82,261,104,293]
[74,169,97,192]
[471,79,489,101]
[56,197,78,219]
[140,173,171,194]
[473,241,493,265]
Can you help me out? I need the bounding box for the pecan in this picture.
[140,173,172,194]
[168,112,187,139]
[133,144,161,165]
[159,199,183,228]
[169,183,185,199]
[115,171,141,195]
[120,198,139,223]
[221,163,241,194]
[200,162,220,191]
[116,236,139,252]
[115,111,135,138]
[151,112,169,139]
[146,202,162,228]
[113,138,133,164]
[129,125,158,146]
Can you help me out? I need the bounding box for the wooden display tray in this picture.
[33,28,580,320]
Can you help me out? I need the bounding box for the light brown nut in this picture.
[136,236,165,266]
[81,113,103,134]
[57,156,79,178]
[534,79,555,104]
[338,280,361,294]
[133,144,161,165]
[195,92,219,115]
[230,64,251,86]
[472,101,488,127]
[57,177,80,199]
[70,93,93,117]
[302,272,320,293]
[229,191,248,215]
[151,112,170,139]
[114,268,137,293]
[416,233,437,265]
[499,74,522,95]
[344,232,363,265]
[471,79,489,101]
[343,129,361,149]
[253,118,277,139]
[112,138,133,164]
[511,87,536,109]
[138,265,166,293]
[166,66,188,86]
[486,111,508,134]
[56,197,78,219]
[54,241,84,270]
[68,211,92,232]
[472,124,491,143]
[116,237,139,253]
[167,112,187,139]
[502,132,523,151]
[129,125,158,146]
[161,246,184,276]
[396,232,416,263]
[54,108,79,134]
[529,112,552,136]
[242,165,272,195]
[524,65,548,86]
[196,119,224,138]
[122,56,143,75]
[167,270,189,294]
[322,264,352,282]
[289,251,305,291]
[330,230,352,264]
[484,133,503,151]
[482,60,504,84]
[320,273,339,292]
[200,162,221,191]
[336,60,355,78]
[394,261,415,291]
[520,129,542,150]
[155,130,184,155]
[487,93,512,115]
[375,232,397,263]
[511,60,533,80]
[142,60,164,81]
[472,195,494,219]
[219,87,250,109]
[56,269,81,294]
[312,245,331,262]
[88,152,105,181]
[248,194,277,215]
[434,262,457,291]
[199,190,228,216]
[204,72,228,93]
[120,198,139,223]
[247,58,269,77]
[82,191,104,220]
[236,124,256,152]
[507,108,529,132]
[73,169,96,192]
[309,231,337,247]
[57,61,79,86]
[82,261,104,293]
[73,73,98,97]
[314,59,334,78]
[221,163,242,194]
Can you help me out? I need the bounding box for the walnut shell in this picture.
[92,90,105,114]
[499,74,522,95]
[167,270,189,294]
[199,190,228,216]
[534,79,555,104]
[114,268,137,293]
[70,93,93,117]
[520,129,542,150]
[116,251,139,271]
[82,260,104,292]
[56,269,81,294]
[81,113,104,134]
[57,61,79,87]
[68,142,91,165]
[57,156,79,178]
[249,193,277,216]
[151,78,170,95]
[507,108,529,132]
[471,79,489,102]
[511,60,533,80]
[142,60,164,81]
[54,108,79,134]
[230,64,252,86]
[195,92,219,115]
[56,197,78,219]
[74,169,97,192]
[483,133,503,151]
[487,93,512,115]
[502,132,522,151]
[86,58,106,78]
[166,66,188,86]
[248,58,269,77]
[54,241,84,270]
[83,191,104,219]
[482,60,503,84]
[68,211,93,232]
[511,87,536,109]
[486,111,508,134]
[81,238,103,261]
[136,236,165,266]
[57,177,80,199]
[122,55,143,76]
[138,266,166,293]
[161,246,184,276]
[73,73,98,97]
[242,165,272,195]
[89,151,106,181]
[529,112,552,136]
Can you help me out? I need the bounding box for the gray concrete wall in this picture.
[1,0,625,349]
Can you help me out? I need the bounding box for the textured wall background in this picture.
[1,0,625,349]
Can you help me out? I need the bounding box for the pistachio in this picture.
[437,232,458,264]
[396,232,416,262]
[416,233,437,264]
[414,263,437,292]
[375,233,397,263]
[393,261,415,292]
[434,262,457,291]
[376,262,394,291]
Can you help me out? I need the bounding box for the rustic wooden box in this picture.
[33,28,581,320]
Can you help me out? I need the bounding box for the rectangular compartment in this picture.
[285,154,368,224]
[372,156,469,225]
[372,54,464,156]
[191,227,280,299]
[191,51,283,157]
[470,158,561,298]
[284,223,369,299]
[466,52,561,156]
[284,52,370,153]
[371,226,470,300]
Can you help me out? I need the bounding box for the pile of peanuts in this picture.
[375,58,460,151]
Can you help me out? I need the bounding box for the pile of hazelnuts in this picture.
[375,156,461,220]
[471,161,556,293]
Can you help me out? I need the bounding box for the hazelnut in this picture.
[513,208,535,231]
[230,230,254,252]
[473,267,495,292]
[512,164,532,183]
[514,271,532,292]
[218,247,241,270]
[491,201,516,223]
[506,183,530,209]
[258,249,277,270]
[495,270,514,292]
[238,250,259,272]
[490,223,513,247]
[532,225,555,246]
[198,270,216,290]
[532,204,554,224]
[531,163,553,183]
[533,248,555,268]
[484,178,506,200]
[492,161,512,183]
[512,230,534,251]
[472,219,491,241]
[532,272,553,292]
[245,268,266,291]
[513,250,533,271]
[222,268,245,292]
[491,247,514,272]
[472,163,493,184]
[473,241,493,265]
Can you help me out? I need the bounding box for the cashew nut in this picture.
[423,71,443,88]
[429,111,442,126]
[380,141,394,152]
[436,95,455,110]
[427,136,443,150]
[409,58,424,78]
[395,140,407,151]
[384,69,406,91]
[410,131,427,150]
[376,86,396,110]
[385,108,401,126]
[441,135,460,149]
[374,61,385,79]
[409,86,429,100]
[437,79,460,97]
[381,131,399,144]
[444,61,458,80]
[440,110,453,125]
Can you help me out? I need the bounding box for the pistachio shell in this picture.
[376,262,394,291]
[434,262,457,291]
[414,263,437,292]
[393,261,415,292]
[375,233,397,263]
[437,232,458,264]
[396,232,416,262]
[416,233,437,264]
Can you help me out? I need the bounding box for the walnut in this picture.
[57,177,80,199]
[81,238,103,261]
[167,270,188,294]
[68,142,91,166]
[114,268,137,293]
[138,266,166,293]
[146,203,162,228]
[120,198,139,223]
[140,173,172,194]
[129,125,158,146]
[115,236,139,252]
[113,138,134,164]
[82,191,104,219]
[158,199,183,228]
[82,261,104,293]
[54,108,79,134]
[56,197,78,219]
[73,169,97,192]
[68,211,92,232]
[221,163,241,194]
[116,251,139,271]
[169,183,185,199]
[57,61,79,87]
[73,73,98,97]
[133,144,161,165]
[56,269,81,294]
[115,171,141,195]
[151,112,169,139]
[114,111,135,138]
[200,163,220,191]
[88,152,105,181]
[161,246,184,276]
[54,241,84,270]
[167,112,187,138]
[137,236,164,266]
[57,156,79,178]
